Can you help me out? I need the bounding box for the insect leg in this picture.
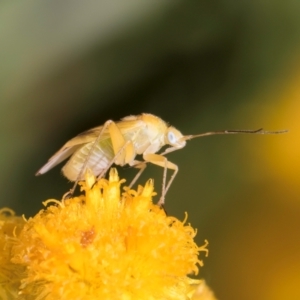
[128,160,147,188]
[96,139,134,180]
[142,153,178,206]
[96,121,136,179]
[68,120,114,196]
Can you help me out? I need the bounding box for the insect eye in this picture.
[167,131,177,144]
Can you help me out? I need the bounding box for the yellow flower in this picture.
[0,208,25,300]
[11,169,210,300]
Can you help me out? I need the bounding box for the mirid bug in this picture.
[36,113,287,205]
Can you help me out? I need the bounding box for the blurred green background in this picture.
[1,1,300,299]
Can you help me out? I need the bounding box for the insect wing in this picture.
[35,126,105,176]
[36,118,145,176]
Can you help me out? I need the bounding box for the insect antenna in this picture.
[182,128,288,141]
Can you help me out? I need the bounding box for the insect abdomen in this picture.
[62,139,114,181]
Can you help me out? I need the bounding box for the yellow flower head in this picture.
[0,208,25,300]
[11,169,209,300]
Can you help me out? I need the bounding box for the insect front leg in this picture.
[142,153,178,206]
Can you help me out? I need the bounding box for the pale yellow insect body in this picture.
[60,114,184,181]
[37,114,187,204]
[36,113,287,205]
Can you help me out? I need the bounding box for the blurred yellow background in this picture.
[1,1,299,299]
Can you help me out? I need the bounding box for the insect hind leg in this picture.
[96,121,136,180]
[96,139,134,180]
[69,120,114,196]
[127,160,147,189]
[70,119,138,196]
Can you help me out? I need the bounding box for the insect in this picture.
[36,113,287,205]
